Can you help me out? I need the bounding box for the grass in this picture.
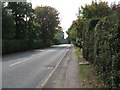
[75,46,80,50]
[51,45,59,47]
[75,46,105,88]
[75,50,84,62]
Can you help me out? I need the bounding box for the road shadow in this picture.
[2,50,43,62]
[2,45,69,62]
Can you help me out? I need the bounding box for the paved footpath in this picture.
[43,45,81,88]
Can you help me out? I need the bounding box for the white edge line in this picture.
[36,47,70,88]
[9,57,32,67]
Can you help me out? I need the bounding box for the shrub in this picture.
[2,40,46,55]
[82,19,100,63]
[93,14,120,88]
[82,13,119,88]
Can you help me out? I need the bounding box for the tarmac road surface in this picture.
[2,44,71,88]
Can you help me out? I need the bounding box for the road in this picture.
[44,45,81,88]
[2,44,70,88]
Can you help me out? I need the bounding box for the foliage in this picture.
[53,30,65,45]
[2,40,45,55]
[2,3,15,39]
[33,23,41,40]
[68,1,120,88]
[80,1,112,19]
[82,19,99,63]
[34,6,60,44]
[93,14,120,88]
[2,2,61,55]
[111,2,120,13]
[67,17,84,47]
[7,2,35,39]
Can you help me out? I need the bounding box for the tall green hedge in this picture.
[82,14,120,88]
[2,40,46,55]
[82,19,100,63]
[93,14,120,88]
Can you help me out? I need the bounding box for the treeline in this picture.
[67,1,120,88]
[2,2,64,55]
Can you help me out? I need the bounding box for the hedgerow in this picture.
[82,19,100,63]
[2,40,46,55]
[68,1,120,88]
[93,14,120,88]
[82,14,120,88]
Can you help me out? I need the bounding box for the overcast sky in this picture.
[27,0,119,38]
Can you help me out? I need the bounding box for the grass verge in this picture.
[75,46,105,88]
[51,45,59,47]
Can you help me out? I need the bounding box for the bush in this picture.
[2,40,46,55]
[82,13,120,88]
[82,19,100,63]
[33,40,46,49]
[93,14,120,88]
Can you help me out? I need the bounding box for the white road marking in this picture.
[9,57,32,67]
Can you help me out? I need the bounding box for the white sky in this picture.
[27,0,119,38]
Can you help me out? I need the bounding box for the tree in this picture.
[80,1,112,19]
[2,3,15,39]
[67,1,120,88]
[67,17,84,47]
[34,6,60,44]
[33,23,41,40]
[111,2,120,13]
[7,2,34,39]
[53,27,65,44]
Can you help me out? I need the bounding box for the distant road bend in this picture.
[2,44,71,88]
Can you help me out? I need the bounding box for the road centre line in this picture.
[9,57,32,67]
[8,48,57,67]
